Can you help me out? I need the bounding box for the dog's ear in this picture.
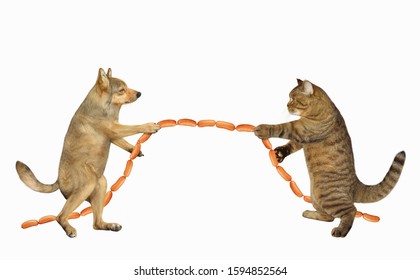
[107,68,112,78]
[97,68,110,91]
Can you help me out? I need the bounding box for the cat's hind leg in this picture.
[302,210,335,222]
[331,208,356,238]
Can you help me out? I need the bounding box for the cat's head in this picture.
[287,79,332,118]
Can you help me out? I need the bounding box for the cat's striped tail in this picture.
[354,151,406,203]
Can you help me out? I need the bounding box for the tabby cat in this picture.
[254,79,406,237]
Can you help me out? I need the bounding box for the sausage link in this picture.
[157,119,177,128]
[262,139,272,150]
[235,124,255,132]
[276,166,292,181]
[38,215,56,224]
[104,191,113,206]
[216,121,235,131]
[68,212,80,220]
[177,118,197,127]
[138,133,152,144]
[289,181,303,197]
[355,211,363,218]
[197,119,216,127]
[303,196,312,203]
[269,149,279,166]
[130,143,141,159]
[111,176,126,192]
[21,219,39,229]
[362,213,380,222]
[80,206,92,216]
[124,160,133,177]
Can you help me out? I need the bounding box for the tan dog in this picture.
[16,68,160,237]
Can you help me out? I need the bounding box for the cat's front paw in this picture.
[254,124,272,139]
[274,145,291,163]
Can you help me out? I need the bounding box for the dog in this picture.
[16,68,160,237]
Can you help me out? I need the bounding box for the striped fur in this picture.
[255,79,406,237]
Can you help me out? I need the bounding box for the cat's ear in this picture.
[302,80,314,95]
[297,79,303,86]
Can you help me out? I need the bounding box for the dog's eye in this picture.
[119,88,125,94]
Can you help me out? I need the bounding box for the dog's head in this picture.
[96,68,141,106]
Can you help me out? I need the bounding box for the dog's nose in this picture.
[136,92,141,98]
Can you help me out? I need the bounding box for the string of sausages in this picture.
[21,118,380,229]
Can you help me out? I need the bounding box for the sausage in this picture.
[177,118,197,127]
[130,143,141,160]
[289,181,303,197]
[20,124,383,230]
[303,196,312,203]
[362,213,380,222]
[111,176,126,192]
[276,166,292,181]
[269,149,279,166]
[262,139,272,150]
[68,212,80,220]
[197,119,216,127]
[235,124,255,132]
[124,160,133,177]
[158,119,177,128]
[38,215,56,224]
[80,206,92,216]
[216,121,235,131]
[138,133,152,144]
[21,219,39,229]
[104,191,113,206]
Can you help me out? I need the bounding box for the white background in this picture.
[0,0,418,279]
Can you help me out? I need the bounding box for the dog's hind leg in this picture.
[89,175,122,232]
[57,185,95,238]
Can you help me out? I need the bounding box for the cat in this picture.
[254,79,406,237]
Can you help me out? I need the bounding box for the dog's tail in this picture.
[16,161,59,193]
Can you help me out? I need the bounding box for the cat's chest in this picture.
[303,139,352,175]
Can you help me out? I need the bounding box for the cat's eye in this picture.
[289,98,294,103]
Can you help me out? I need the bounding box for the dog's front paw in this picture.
[144,122,161,134]
[254,124,272,139]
